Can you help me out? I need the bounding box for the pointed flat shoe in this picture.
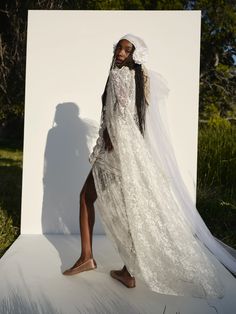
[110,269,136,288]
[63,258,97,276]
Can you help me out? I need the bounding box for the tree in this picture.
[192,0,236,117]
[0,0,235,139]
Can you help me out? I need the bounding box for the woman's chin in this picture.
[115,62,124,68]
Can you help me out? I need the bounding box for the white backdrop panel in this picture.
[21,10,201,234]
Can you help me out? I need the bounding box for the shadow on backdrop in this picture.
[41,102,96,234]
[41,102,107,272]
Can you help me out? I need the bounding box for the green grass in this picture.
[0,138,22,257]
[197,116,236,248]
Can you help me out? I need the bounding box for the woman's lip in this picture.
[116,59,123,63]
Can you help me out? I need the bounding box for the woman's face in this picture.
[114,39,134,66]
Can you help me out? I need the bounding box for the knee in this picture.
[80,188,87,204]
[80,188,94,206]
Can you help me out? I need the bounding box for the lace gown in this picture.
[89,65,224,298]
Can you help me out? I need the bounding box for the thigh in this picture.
[81,169,97,203]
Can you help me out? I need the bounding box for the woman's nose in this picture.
[118,49,125,57]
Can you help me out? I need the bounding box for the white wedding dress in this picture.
[88,65,233,298]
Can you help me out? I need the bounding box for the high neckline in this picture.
[111,66,134,72]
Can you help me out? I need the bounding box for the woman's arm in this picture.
[88,109,106,164]
[104,67,134,153]
[111,67,134,113]
[103,67,134,152]
[103,127,113,151]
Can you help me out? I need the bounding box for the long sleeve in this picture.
[111,67,132,107]
[89,67,134,166]
[88,108,106,165]
[109,66,135,116]
[103,67,136,153]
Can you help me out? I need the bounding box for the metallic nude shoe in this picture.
[63,258,97,276]
[110,269,136,288]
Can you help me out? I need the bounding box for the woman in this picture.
[63,34,236,298]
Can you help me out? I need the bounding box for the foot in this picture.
[63,257,97,275]
[110,265,136,288]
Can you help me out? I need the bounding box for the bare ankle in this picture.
[80,253,93,261]
[123,265,133,277]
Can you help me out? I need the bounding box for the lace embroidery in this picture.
[90,65,224,298]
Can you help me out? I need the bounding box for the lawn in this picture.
[0,139,22,257]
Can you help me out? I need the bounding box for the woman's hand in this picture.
[103,128,113,152]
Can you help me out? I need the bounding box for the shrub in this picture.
[197,116,236,247]
[0,207,19,255]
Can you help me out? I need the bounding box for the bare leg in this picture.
[79,169,97,260]
[63,169,97,275]
[63,168,136,286]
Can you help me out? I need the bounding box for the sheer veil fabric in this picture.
[88,34,236,298]
[146,69,236,275]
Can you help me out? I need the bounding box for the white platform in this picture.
[0,235,236,314]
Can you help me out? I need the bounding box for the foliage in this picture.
[0,0,236,137]
[0,139,22,257]
[197,191,236,248]
[192,0,236,117]
[0,207,19,256]
[197,117,236,247]
[198,115,236,192]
